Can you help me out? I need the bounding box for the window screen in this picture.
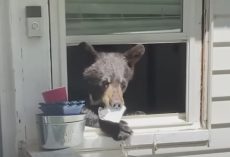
[65,0,183,35]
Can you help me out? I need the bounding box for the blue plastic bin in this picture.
[39,100,85,115]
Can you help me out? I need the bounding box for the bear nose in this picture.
[112,103,121,110]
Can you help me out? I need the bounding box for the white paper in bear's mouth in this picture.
[98,106,126,123]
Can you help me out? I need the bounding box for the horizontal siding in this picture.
[212,74,230,97]
[213,17,230,43]
[212,101,230,124]
[213,47,230,71]
[213,0,230,15]
[213,0,230,43]
[212,0,230,124]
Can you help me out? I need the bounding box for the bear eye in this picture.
[121,81,127,90]
[102,80,110,88]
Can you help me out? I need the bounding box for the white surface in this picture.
[52,0,202,125]
[213,47,230,71]
[25,147,230,157]
[210,0,230,127]
[185,0,202,122]
[212,0,230,43]
[212,75,230,97]
[0,0,17,156]
[98,106,126,123]
[18,0,51,145]
[124,113,187,127]
[26,129,209,157]
[25,126,230,157]
[25,147,123,157]
[27,18,42,37]
[5,0,52,149]
[212,101,230,124]
[213,18,230,43]
[213,0,230,15]
[3,0,230,157]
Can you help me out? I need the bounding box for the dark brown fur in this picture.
[80,42,145,140]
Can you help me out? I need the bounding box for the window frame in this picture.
[49,0,208,152]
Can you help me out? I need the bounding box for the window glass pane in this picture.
[65,0,183,35]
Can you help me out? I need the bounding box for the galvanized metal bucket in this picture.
[36,114,86,149]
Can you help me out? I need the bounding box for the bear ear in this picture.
[124,44,145,67]
[79,42,99,59]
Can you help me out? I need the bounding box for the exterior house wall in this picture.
[1,0,230,157]
[0,0,51,156]
[211,0,230,124]
[152,1,230,156]
[0,0,17,157]
[12,0,51,145]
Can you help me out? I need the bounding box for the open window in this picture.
[68,43,186,115]
[49,0,209,154]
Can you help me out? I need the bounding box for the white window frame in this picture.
[49,0,209,153]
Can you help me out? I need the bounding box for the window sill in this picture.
[24,113,209,157]
[78,113,209,151]
[25,129,209,157]
[84,113,196,135]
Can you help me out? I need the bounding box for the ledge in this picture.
[24,145,123,157]
[24,129,209,157]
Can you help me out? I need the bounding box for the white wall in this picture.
[211,0,230,124]
[2,0,230,157]
[0,0,51,156]
[0,0,17,156]
[26,1,230,157]
[11,0,51,145]
[152,0,230,156]
[152,0,230,155]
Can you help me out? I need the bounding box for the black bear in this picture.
[78,42,145,140]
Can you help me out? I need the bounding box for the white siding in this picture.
[212,0,230,43]
[212,75,230,97]
[213,0,230,15]
[17,0,51,144]
[211,0,230,125]
[0,0,17,157]
[25,1,230,157]
[26,127,230,157]
[212,101,230,124]
[213,47,230,71]
[7,0,51,150]
[1,0,230,156]
[213,18,230,43]
[21,1,230,157]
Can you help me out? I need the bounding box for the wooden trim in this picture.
[49,0,68,88]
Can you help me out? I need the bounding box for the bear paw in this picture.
[115,120,133,141]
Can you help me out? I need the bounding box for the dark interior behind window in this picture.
[67,43,186,114]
